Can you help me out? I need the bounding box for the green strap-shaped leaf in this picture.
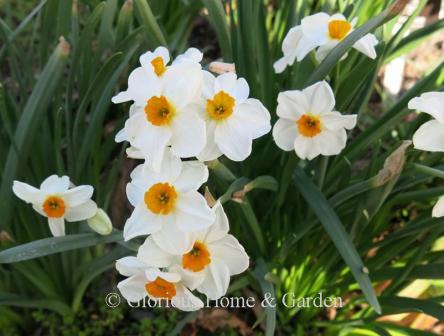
[379,296,444,321]
[0,231,123,263]
[293,166,381,314]
[0,38,70,230]
[202,0,232,61]
[252,259,276,336]
[134,0,167,47]
[0,293,72,316]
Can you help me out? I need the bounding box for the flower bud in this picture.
[87,209,113,235]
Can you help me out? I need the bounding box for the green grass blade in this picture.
[0,231,123,263]
[203,0,232,61]
[134,0,167,47]
[379,296,444,321]
[0,38,70,230]
[293,166,381,314]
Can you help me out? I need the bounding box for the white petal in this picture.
[214,72,237,96]
[353,33,378,59]
[175,191,215,232]
[170,110,206,158]
[279,26,303,67]
[294,135,319,160]
[173,47,203,65]
[115,128,127,143]
[137,237,175,268]
[152,219,194,254]
[314,129,347,156]
[145,268,181,283]
[126,181,144,207]
[123,203,163,241]
[62,185,93,207]
[315,40,338,62]
[174,161,208,192]
[116,256,147,276]
[413,120,444,152]
[117,273,147,302]
[112,67,161,106]
[214,118,252,161]
[234,99,271,139]
[202,70,216,99]
[163,62,202,108]
[204,202,229,243]
[303,81,335,114]
[139,46,170,69]
[273,118,297,151]
[197,260,230,300]
[172,284,204,311]
[64,199,98,222]
[170,264,205,290]
[321,112,357,130]
[294,35,323,61]
[40,175,70,193]
[48,217,65,237]
[432,195,444,218]
[301,12,330,43]
[132,123,172,172]
[210,235,249,275]
[277,90,309,119]
[197,121,223,162]
[12,181,45,204]
[408,92,444,124]
[273,57,288,74]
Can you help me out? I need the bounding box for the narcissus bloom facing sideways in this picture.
[198,72,271,161]
[274,13,378,73]
[124,149,215,253]
[116,261,204,311]
[112,49,205,171]
[136,202,249,300]
[273,81,357,160]
[408,92,444,152]
[12,175,97,237]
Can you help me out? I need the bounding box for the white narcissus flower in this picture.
[12,175,97,237]
[408,92,444,152]
[198,72,271,161]
[273,81,357,160]
[112,48,205,171]
[274,13,378,73]
[136,202,249,300]
[124,149,215,253]
[116,261,204,311]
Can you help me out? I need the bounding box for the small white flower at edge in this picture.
[272,80,357,160]
[131,202,249,300]
[123,149,215,254]
[274,12,378,73]
[12,175,97,237]
[116,264,204,311]
[408,92,444,153]
[197,71,271,162]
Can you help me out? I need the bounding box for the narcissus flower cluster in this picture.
[113,47,263,310]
